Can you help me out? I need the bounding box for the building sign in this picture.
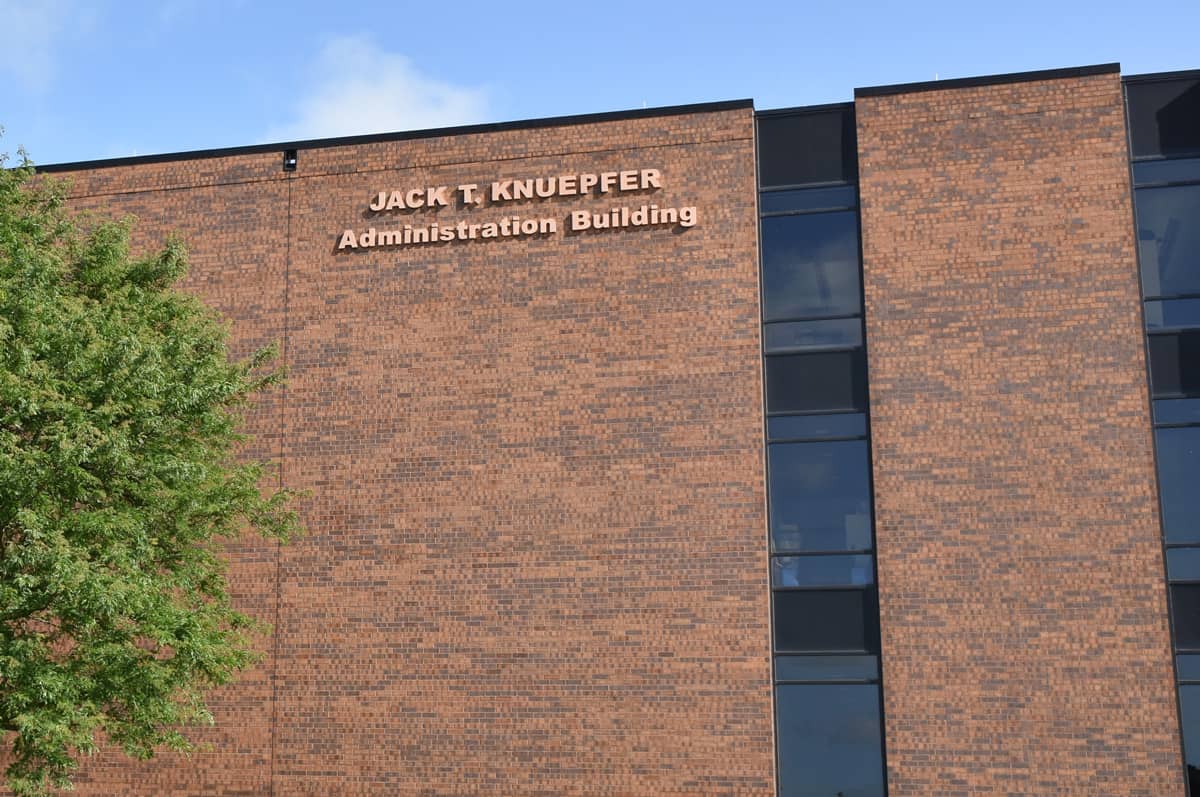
[336,167,697,251]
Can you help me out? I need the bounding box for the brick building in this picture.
[29,62,1200,795]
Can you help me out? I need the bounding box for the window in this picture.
[1175,585,1200,651]
[1156,427,1200,543]
[764,318,862,354]
[1183,685,1200,795]
[758,109,857,188]
[1146,298,1200,329]
[774,590,879,653]
[1150,331,1200,398]
[761,184,857,214]
[1128,77,1200,795]
[1127,78,1200,160]
[775,684,886,797]
[774,655,878,682]
[772,555,874,588]
[1179,655,1200,681]
[765,350,868,414]
[767,413,867,442]
[768,441,873,552]
[757,113,884,794]
[761,212,862,320]
[1137,184,1200,297]
[1135,157,1200,186]
[1170,550,1200,581]
[1155,398,1200,425]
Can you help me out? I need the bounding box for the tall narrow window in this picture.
[1127,74,1200,794]
[757,106,886,797]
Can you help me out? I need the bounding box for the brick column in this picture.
[51,106,775,796]
[856,69,1184,793]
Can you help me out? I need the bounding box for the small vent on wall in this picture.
[283,149,297,172]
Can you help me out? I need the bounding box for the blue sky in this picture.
[3,0,1198,166]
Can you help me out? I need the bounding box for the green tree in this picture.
[0,152,299,796]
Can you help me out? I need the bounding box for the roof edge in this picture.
[756,101,854,118]
[36,99,755,173]
[1123,68,1200,84]
[854,63,1121,99]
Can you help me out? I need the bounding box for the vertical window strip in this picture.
[757,107,886,797]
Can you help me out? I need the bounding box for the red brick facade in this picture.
[857,72,1183,793]
[46,107,774,795]
[9,68,1188,795]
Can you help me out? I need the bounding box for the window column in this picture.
[757,106,886,797]
[1127,72,1200,794]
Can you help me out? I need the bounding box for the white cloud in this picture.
[155,0,200,27]
[0,0,72,92]
[263,35,488,142]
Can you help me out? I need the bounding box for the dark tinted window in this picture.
[775,655,878,682]
[765,350,867,414]
[1127,78,1200,159]
[1155,398,1200,425]
[773,555,874,587]
[762,211,861,320]
[767,412,867,441]
[1174,584,1200,651]
[758,109,857,188]
[769,440,873,552]
[1145,298,1200,329]
[1180,655,1200,681]
[1181,686,1200,794]
[1137,184,1200,297]
[1156,427,1200,543]
[1149,331,1200,398]
[1169,549,1200,582]
[1134,157,1200,186]
[776,684,885,797]
[764,318,862,353]
[761,185,857,214]
[774,589,879,652]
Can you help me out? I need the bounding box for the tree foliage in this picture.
[0,152,299,795]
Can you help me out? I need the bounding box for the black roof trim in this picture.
[37,98,755,173]
[756,101,853,118]
[854,63,1120,98]
[1123,68,1200,84]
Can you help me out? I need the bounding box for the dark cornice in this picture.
[37,99,755,173]
[756,101,853,118]
[854,63,1121,98]
[1123,68,1200,84]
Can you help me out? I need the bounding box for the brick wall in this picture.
[857,71,1184,793]
[39,107,773,795]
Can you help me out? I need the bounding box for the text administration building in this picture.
[30,62,1200,794]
